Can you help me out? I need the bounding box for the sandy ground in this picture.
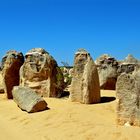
[0,90,140,140]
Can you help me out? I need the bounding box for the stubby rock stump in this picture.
[12,86,48,113]
[70,49,100,104]
[2,50,24,98]
[20,48,64,97]
[96,54,118,90]
[116,70,140,126]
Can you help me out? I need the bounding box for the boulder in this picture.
[2,50,24,98]
[20,48,64,97]
[12,86,48,113]
[116,70,140,126]
[70,49,100,104]
[96,54,118,90]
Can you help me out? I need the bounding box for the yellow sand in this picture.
[0,90,140,140]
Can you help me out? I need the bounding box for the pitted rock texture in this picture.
[20,48,64,97]
[116,70,140,126]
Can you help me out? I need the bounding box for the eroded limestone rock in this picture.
[12,86,48,113]
[70,49,100,104]
[2,50,24,98]
[96,54,118,90]
[20,48,64,97]
[117,54,139,75]
[116,70,140,126]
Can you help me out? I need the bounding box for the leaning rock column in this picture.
[70,49,100,104]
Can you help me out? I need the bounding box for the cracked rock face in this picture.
[2,50,24,99]
[20,48,64,97]
[70,49,100,104]
[96,54,118,90]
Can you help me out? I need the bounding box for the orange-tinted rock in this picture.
[2,50,24,99]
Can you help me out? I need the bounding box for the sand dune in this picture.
[0,90,140,140]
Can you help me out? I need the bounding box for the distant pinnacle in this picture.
[124,54,138,64]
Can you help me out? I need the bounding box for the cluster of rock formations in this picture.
[0,48,101,113]
[0,48,65,112]
[0,47,140,127]
[96,54,139,90]
[95,53,140,126]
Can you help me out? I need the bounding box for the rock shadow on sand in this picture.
[100,96,116,103]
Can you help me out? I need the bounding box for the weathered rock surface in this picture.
[20,48,64,97]
[12,86,48,113]
[2,50,24,98]
[70,49,100,104]
[117,54,139,75]
[116,70,140,126]
[96,54,118,90]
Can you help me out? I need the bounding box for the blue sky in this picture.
[0,0,140,65]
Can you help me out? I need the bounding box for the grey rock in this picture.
[96,54,118,90]
[117,54,139,75]
[12,86,48,113]
[124,54,138,64]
